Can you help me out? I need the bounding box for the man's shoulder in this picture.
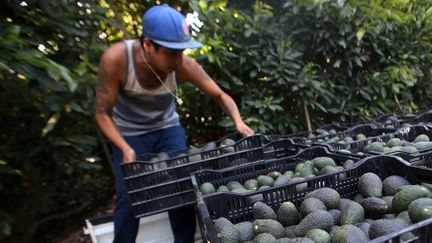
[101,40,135,67]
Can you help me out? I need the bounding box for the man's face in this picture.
[148,41,184,75]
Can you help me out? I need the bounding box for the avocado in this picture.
[214,217,239,243]
[328,209,341,225]
[201,141,217,152]
[290,177,308,191]
[252,219,285,238]
[340,201,365,225]
[312,157,337,170]
[257,175,275,187]
[217,185,230,192]
[382,213,396,219]
[227,181,244,191]
[276,238,291,243]
[408,197,432,223]
[382,196,394,213]
[200,182,216,195]
[338,149,352,154]
[356,133,366,140]
[369,142,384,153]
[286,238,314,243]
[392,185,431,213]
[368,219,404,239]
[319,165,340,176]
[353,193,364,204]
[232,188,250,194]
[386,138,402,148]
[382,175,410,196]
[277,201,300,226]
[285,225,297,238]
[295,163,304,173]
[268,171,282,180]
[283,170,294,178]
[305,228,330,243]
[254,232,277,243]
[299,197,327,218]
[396,210,413,225]
[274,175,290,187]
[414,141,432,150]
[354,222,370,237]
[300,160,315,177]
[392,219,416,241]
[414,134,430,143]
[234,221,254,241]
[305,187,340,209]
[360,197,388,219]
[188,153,202,163]
[338,198,354,211]
[402,145,418,153]
[253,201,277,220]
[244,179,258,191]
[330,224,369,243]
[294,210,334,237]
[389,146,402,152]
[358,172,382,198]
[343,159,355,169]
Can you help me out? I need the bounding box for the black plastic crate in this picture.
[373,113,416,129]
[196,155,432,243]
[290,124,395,147]
[331,125,432,156]
[133,133,271,172]
[398,149,432,169]
[122,138,302,218]
[191,146,360,199]
[269,123,354,141]
[370,217,432,243]
[414,111,432,125]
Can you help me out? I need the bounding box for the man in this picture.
[94,4,254,243]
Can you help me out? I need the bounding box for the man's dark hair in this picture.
[140,36,160,51]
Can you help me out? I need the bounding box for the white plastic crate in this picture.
[83,212,201,243]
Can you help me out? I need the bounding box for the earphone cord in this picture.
[138,43,183,105]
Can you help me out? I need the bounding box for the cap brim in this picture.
[152,39,203,50]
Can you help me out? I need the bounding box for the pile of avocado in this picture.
[146,138,238,170]
[361,133,432,154]
[199,157,356,196]
[213,173,432,243]
[305,131,369,147]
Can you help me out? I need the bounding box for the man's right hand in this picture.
[122,147,136,163]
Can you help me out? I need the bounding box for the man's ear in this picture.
[142,38,152,51]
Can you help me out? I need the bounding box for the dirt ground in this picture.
[29,174,116,243]
[35,198,115,243]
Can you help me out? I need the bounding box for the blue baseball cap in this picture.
[142,5,203,50]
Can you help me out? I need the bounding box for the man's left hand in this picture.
[236,122,255,137]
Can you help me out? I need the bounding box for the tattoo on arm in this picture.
[95,96,113,116]
[95,82,108,93]
[95,59,109,94]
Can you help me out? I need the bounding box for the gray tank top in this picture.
[112,39,180,136]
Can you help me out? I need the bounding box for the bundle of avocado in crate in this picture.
[373,110,432,129]
[121,134,304,218]
[331,125,432,157]
[373,113,416,129]
[137,133,266,172]
[291,124,396,148]
[194,147,360,197]
[276,123,349,140]
[196,155,432,243]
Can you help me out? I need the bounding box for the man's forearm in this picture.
[216,93,243,125]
